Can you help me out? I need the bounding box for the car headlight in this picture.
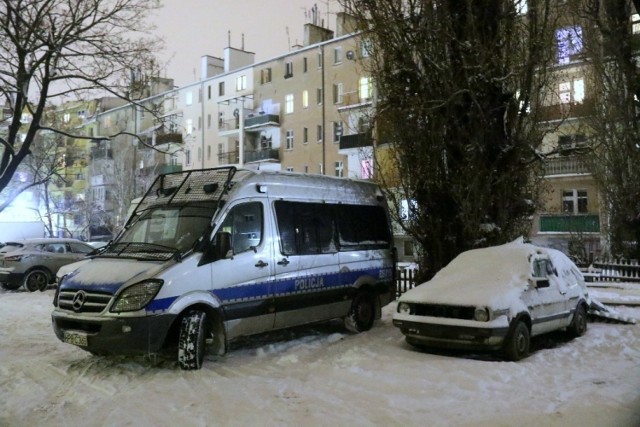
[397,302,412,315]
[111,280,163,313]
[474,307,490,322]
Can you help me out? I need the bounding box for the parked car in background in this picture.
[0,238,95,291]
[393,239,590,361]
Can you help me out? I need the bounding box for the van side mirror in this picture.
[198,232,232,267]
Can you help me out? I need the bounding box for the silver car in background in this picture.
[0,238,94,291]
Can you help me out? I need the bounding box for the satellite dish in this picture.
[346,50,355,61]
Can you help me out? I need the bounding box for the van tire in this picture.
[178,310,208,370]
[345,291,375,333]
[24,269,50,292]
[503,319,530,361]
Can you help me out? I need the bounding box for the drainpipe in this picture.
[201,81,206,169]
[320,44,326,175]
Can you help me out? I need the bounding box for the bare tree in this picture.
[576,0,640,259]
[341,0,558,279]
[0,0,163,212]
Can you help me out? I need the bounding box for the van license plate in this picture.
[63,331,88,347]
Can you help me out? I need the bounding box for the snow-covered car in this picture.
[392,240,590,360]
[0,238,95,291]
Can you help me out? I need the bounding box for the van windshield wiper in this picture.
[96,242,181,262]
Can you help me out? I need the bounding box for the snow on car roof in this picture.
[400,240,543,309]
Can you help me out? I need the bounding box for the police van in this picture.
[52,167,396,369]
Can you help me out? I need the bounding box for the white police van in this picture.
[52,167,396,369]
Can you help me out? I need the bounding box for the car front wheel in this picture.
[504,319,530,361]
[178,310,209,370]
[568,303,588,338]
[24,269,50,292]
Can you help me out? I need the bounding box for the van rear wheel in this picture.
[345,291,375,333]
[178,310,208,370]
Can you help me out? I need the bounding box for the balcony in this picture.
[539,214,600,233]
[537,98,595,122]
[245,114,280,130]
[245,149,280,163]
[339,132,373,150]
[543,156,590,176]
[218,150,239,165]
[158,164,182,175]
[155,132,183,145]
[339,92,372,108]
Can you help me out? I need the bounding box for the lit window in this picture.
[285,94,294,114]
[302,90,309,108]
[515,0,527,15]
[556,26,583,64]
[559,79,585,103]
[359,77,373,101]
[186,119,193,135]
[236,75,247,91]
[361,159,373,179]
[186,91,193,106]
[633,14,640,34]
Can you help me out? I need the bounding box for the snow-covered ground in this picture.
[1,284,639,427]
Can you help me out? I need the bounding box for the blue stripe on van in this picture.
[145,266,393,313]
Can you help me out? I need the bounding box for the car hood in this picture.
[60,258,167,294]
[399,241,540,309]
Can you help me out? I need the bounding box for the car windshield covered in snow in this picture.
[99,204,215,261]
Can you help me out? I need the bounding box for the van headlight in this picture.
[474,307,490,322]
[397,302,412,315]
[111,280,163,313]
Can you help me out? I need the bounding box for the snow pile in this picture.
[0,285,639,426]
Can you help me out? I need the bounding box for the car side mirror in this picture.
[529,277,550,289]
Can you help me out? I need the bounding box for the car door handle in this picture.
[255,260,268,268]
[277,258,290,266]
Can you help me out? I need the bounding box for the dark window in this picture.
[274,201,390,255]
[275,202,336,255]
[336,204,391,250]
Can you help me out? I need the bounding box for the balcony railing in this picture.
[245,114,280,130]
[537,98,595,122]
[158,164,182,175]
[155,132,183,145]
[339,132,373,150]
[543,156,591,176]
[218,150,239,165]
[245,149,279,163]
[539,214,600,233]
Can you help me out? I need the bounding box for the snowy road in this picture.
[0,285,639,427]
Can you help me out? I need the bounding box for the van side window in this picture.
[219,202,263,254]
[337,205,391,251]
[275,201,336,255]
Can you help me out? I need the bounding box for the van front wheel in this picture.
[178,310,208,370]
[345,291,375,333]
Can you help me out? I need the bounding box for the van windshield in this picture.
[101,204,215,260]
